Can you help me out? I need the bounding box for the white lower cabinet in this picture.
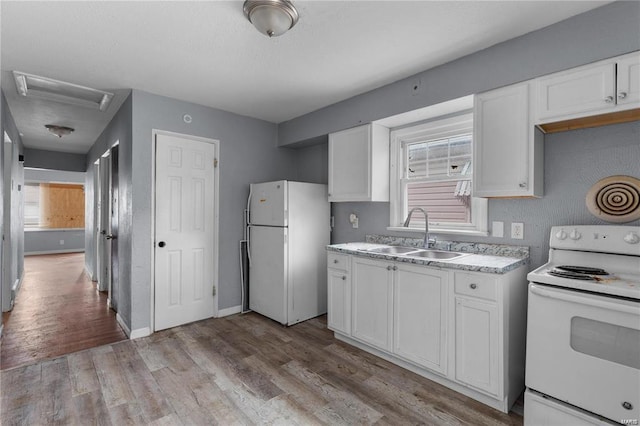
[351,257,393,351]
[327,268,351,335]
[327,251,528,413]
[455,296,499,396]
[393,264,448,374]
[327,252,351,335]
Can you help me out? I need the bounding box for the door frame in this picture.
[150,129,220,333]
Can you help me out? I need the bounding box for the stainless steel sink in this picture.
[367,246,420,255]
[405,250,466,260]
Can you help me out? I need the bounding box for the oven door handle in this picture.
[530,284,640,315]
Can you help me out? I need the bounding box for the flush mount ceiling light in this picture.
[243,0,299,37]
[45,124,75,138]
[13,71,114,111]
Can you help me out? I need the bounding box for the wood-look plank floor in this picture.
[1,312,523,425]
[1,253,127,370]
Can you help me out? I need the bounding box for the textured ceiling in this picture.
[1,1,611,154]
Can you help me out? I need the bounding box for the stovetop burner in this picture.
[555,265,609,275]
[547,265,611,281]
[548,269,598,280]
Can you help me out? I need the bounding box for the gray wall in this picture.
[1,91,25,312]
[331,121,640,270]
[278,1,640,146]
[293,140,328,184]
[24,168,86,255]
[85,93,132,325]
[25,229,84,255]
[23,148,86,172]
[0,88,3,326]
[24,168,85,184]
[127,90,296,331]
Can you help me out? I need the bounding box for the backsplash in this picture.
[365,234,530,259]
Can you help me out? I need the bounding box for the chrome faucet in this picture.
[403,207,436,249]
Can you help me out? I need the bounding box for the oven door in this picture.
[526,283,640,423]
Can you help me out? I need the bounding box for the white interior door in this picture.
[98,154,111,292]
[154,133,217,331]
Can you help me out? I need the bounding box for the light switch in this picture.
[492,221,504,238]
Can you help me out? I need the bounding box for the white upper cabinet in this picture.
[328,123,390,202]
[535,51,640,123]
[617,53,640,106]
[473,82,544,198]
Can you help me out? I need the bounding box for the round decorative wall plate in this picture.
[586,175,640,223]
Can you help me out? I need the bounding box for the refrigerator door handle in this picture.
[247,225,253,267]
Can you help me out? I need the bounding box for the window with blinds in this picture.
[389,102,487,234]
[403,134,472,226]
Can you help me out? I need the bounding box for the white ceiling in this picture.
[1,1,611,154]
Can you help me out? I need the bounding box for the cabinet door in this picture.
[351,257,393,351]
[536,62,616,122]
[393,264,448,375]
[616,53,640,106]
[328,125,371,202]
[327,268,351,335]
[474,83,535,197]
[455,297,500,397]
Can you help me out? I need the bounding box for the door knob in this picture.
[106,234,116,240]
[618,91,627,99]
[158,241,166,248]
[604,96,614,103]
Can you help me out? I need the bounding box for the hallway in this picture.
[1,253,127,370]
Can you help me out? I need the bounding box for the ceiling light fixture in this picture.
[243,0,299,38]
[13,71,114,111]
[45,124,75,138]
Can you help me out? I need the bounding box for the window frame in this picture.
[389,113,488,236]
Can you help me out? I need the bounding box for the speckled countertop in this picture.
[327,235,529,274]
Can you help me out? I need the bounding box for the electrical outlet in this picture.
[492,221,504,238]
[511,223,524,240]
[349,213,359,229]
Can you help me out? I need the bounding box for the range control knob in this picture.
[569,229,582,240]
[623,232,640,244]
[555,230,568,240]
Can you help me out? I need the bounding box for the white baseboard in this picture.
[116,313,131,337]
[130,327,151,340]
[217,305,242,318]
[116,314,150,339]
[25,249,85,256]
[84,265,97,282]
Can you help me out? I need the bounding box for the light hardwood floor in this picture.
[1,253,128,370]
[1,312,523,425]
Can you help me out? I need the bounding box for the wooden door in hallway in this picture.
[154,132,218,331]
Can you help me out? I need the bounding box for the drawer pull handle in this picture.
[622,401,633,410]
[342,275,346,281]
[333,259,339,264]
[469,283,478,289]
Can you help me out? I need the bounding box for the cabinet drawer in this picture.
[327,252,350,272]
[454,272,497,301]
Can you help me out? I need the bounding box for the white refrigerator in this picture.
[248,180,330,325]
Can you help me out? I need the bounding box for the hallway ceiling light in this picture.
[45,124,75,138]
[13,71,114,111]
[243,0,299,37]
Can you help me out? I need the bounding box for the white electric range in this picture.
[525,225,640,426]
